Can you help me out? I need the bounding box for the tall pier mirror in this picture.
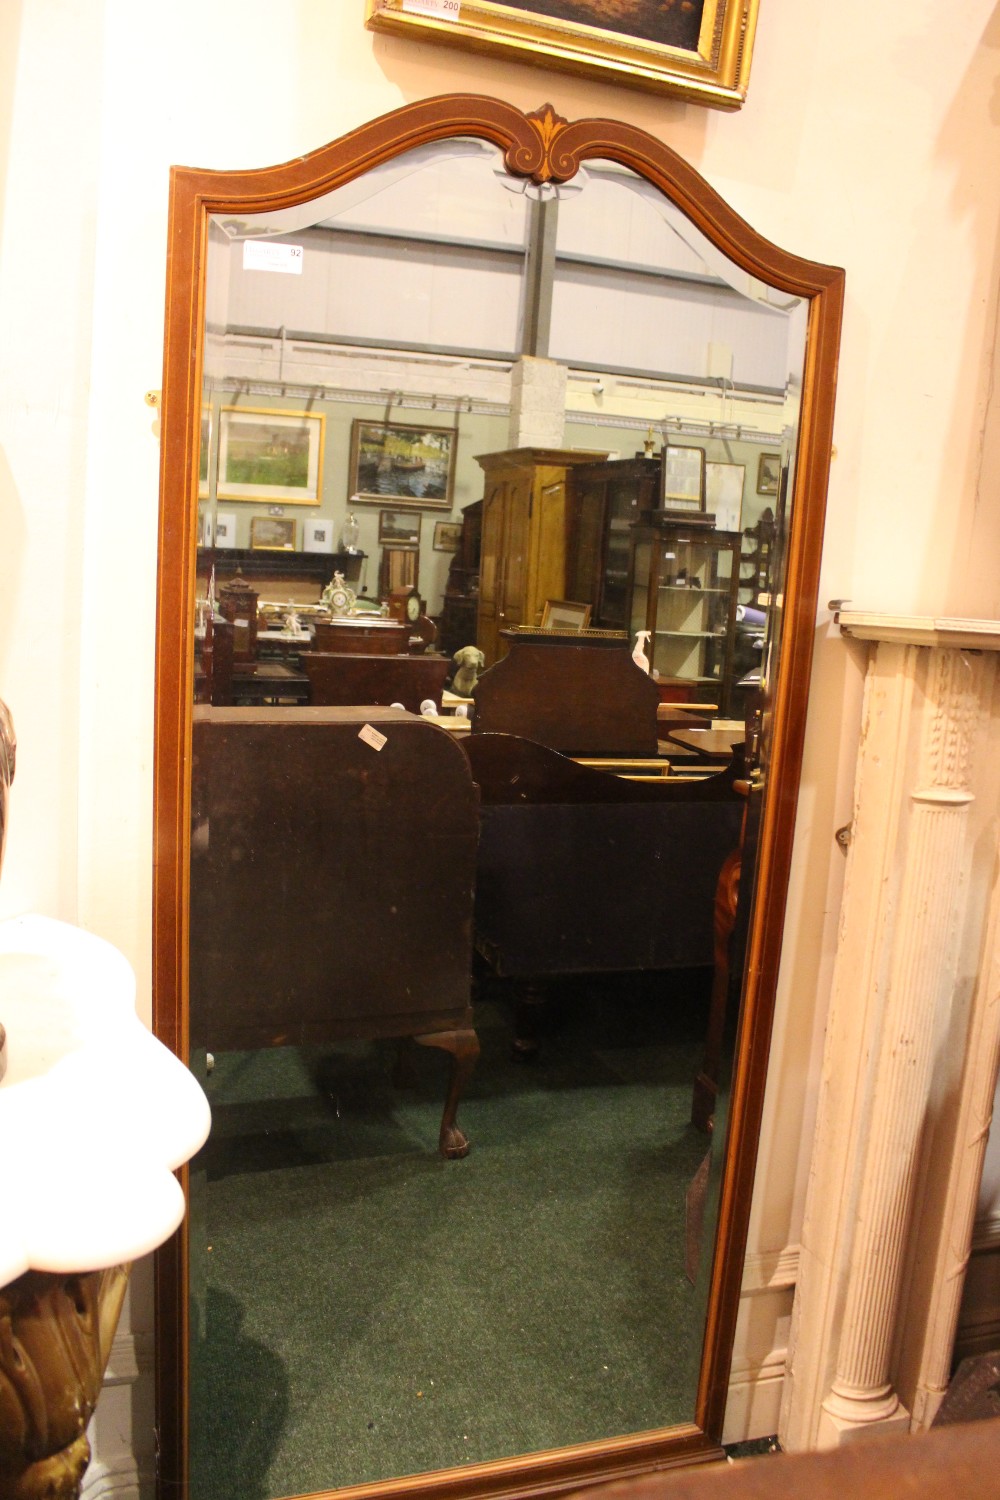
[153,96,843,1500]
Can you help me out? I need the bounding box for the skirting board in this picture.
[723,1345,789,1444]
[80,1454,141,1500]
[722,1245,798,1444]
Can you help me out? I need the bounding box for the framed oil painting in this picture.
[350,420,455,509]
[378,508,422,545]
[433,520,463,552]
[249,516,296,551]
[365,0,760,110]
[757,452,781,495]
[218,407,325,504]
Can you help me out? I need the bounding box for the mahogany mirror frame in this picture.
[152,93,844,1500]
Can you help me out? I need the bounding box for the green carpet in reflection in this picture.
[189,976,716,1500]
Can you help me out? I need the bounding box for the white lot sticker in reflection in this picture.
[358,724,388,752]
[242,241,303,274]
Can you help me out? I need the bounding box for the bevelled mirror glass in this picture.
[153,96,843,1500]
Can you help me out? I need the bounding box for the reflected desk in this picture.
[465,635,745,1104]
[189,706,479,1156]
[195,659,311,706]
[302,650,451,714]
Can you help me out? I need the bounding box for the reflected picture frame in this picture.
[211,510,237,550]
[365,0,760,111]
[198,407,212,499]
[218,407,325,504]
[378,508,422,546]
[705,461,745,532]
[663,444,706,512]
[540,598,592,632]
[350,419,455,509]
[757,452,781,495]
[249,516,296,551]
[433,520,463,552]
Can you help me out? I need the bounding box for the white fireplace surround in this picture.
[780,612,1000,1449]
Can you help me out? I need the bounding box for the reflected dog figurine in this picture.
[452,646,484,697]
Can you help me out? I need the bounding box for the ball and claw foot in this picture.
[440,1124,471,1159]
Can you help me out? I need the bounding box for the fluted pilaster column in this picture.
[781,614,1000,1452]
[820,650,982,1439]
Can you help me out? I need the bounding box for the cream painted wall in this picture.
[2,0,1000,1473]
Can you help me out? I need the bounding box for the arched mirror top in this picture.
[166,96,842,296]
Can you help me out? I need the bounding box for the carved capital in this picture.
[919,648,989,794]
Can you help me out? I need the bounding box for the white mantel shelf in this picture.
[836,609,1000,650]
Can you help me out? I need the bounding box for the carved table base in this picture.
[0,1265,129,1499]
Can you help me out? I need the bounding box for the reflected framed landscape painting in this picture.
[217,407,325,504]
[365,0,760,109]
[349,419,456,509]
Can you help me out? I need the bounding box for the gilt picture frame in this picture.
[364,0,760,111]
[218,407,325,504]
[249,516,297,551]
[378,508,422,545]
[433,520,463,552]
[757,452,781,495]
[349,419,455,509]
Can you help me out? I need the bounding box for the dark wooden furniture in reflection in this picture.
[378,545,418,595]
[438,499,482,659]
[475,447,608,666]
[189,706,479,1157]
[472,628,655,755]
[302,651,451,713]
[197,545,363,596]
[312,617,408,654]
[465,634,744,1089]
[566,455,662,631]
[197,620,310,706]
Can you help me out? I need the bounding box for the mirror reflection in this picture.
[187,137,808,1500]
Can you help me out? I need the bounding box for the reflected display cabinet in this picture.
[475,447,606,665]
[567,456,662,631]
[629,520,743,713]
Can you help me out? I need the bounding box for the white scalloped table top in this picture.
[0,914,210,1288]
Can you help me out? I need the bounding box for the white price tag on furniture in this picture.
[358,724,388,752]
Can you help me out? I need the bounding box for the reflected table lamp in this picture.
[0,914,211,1499]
